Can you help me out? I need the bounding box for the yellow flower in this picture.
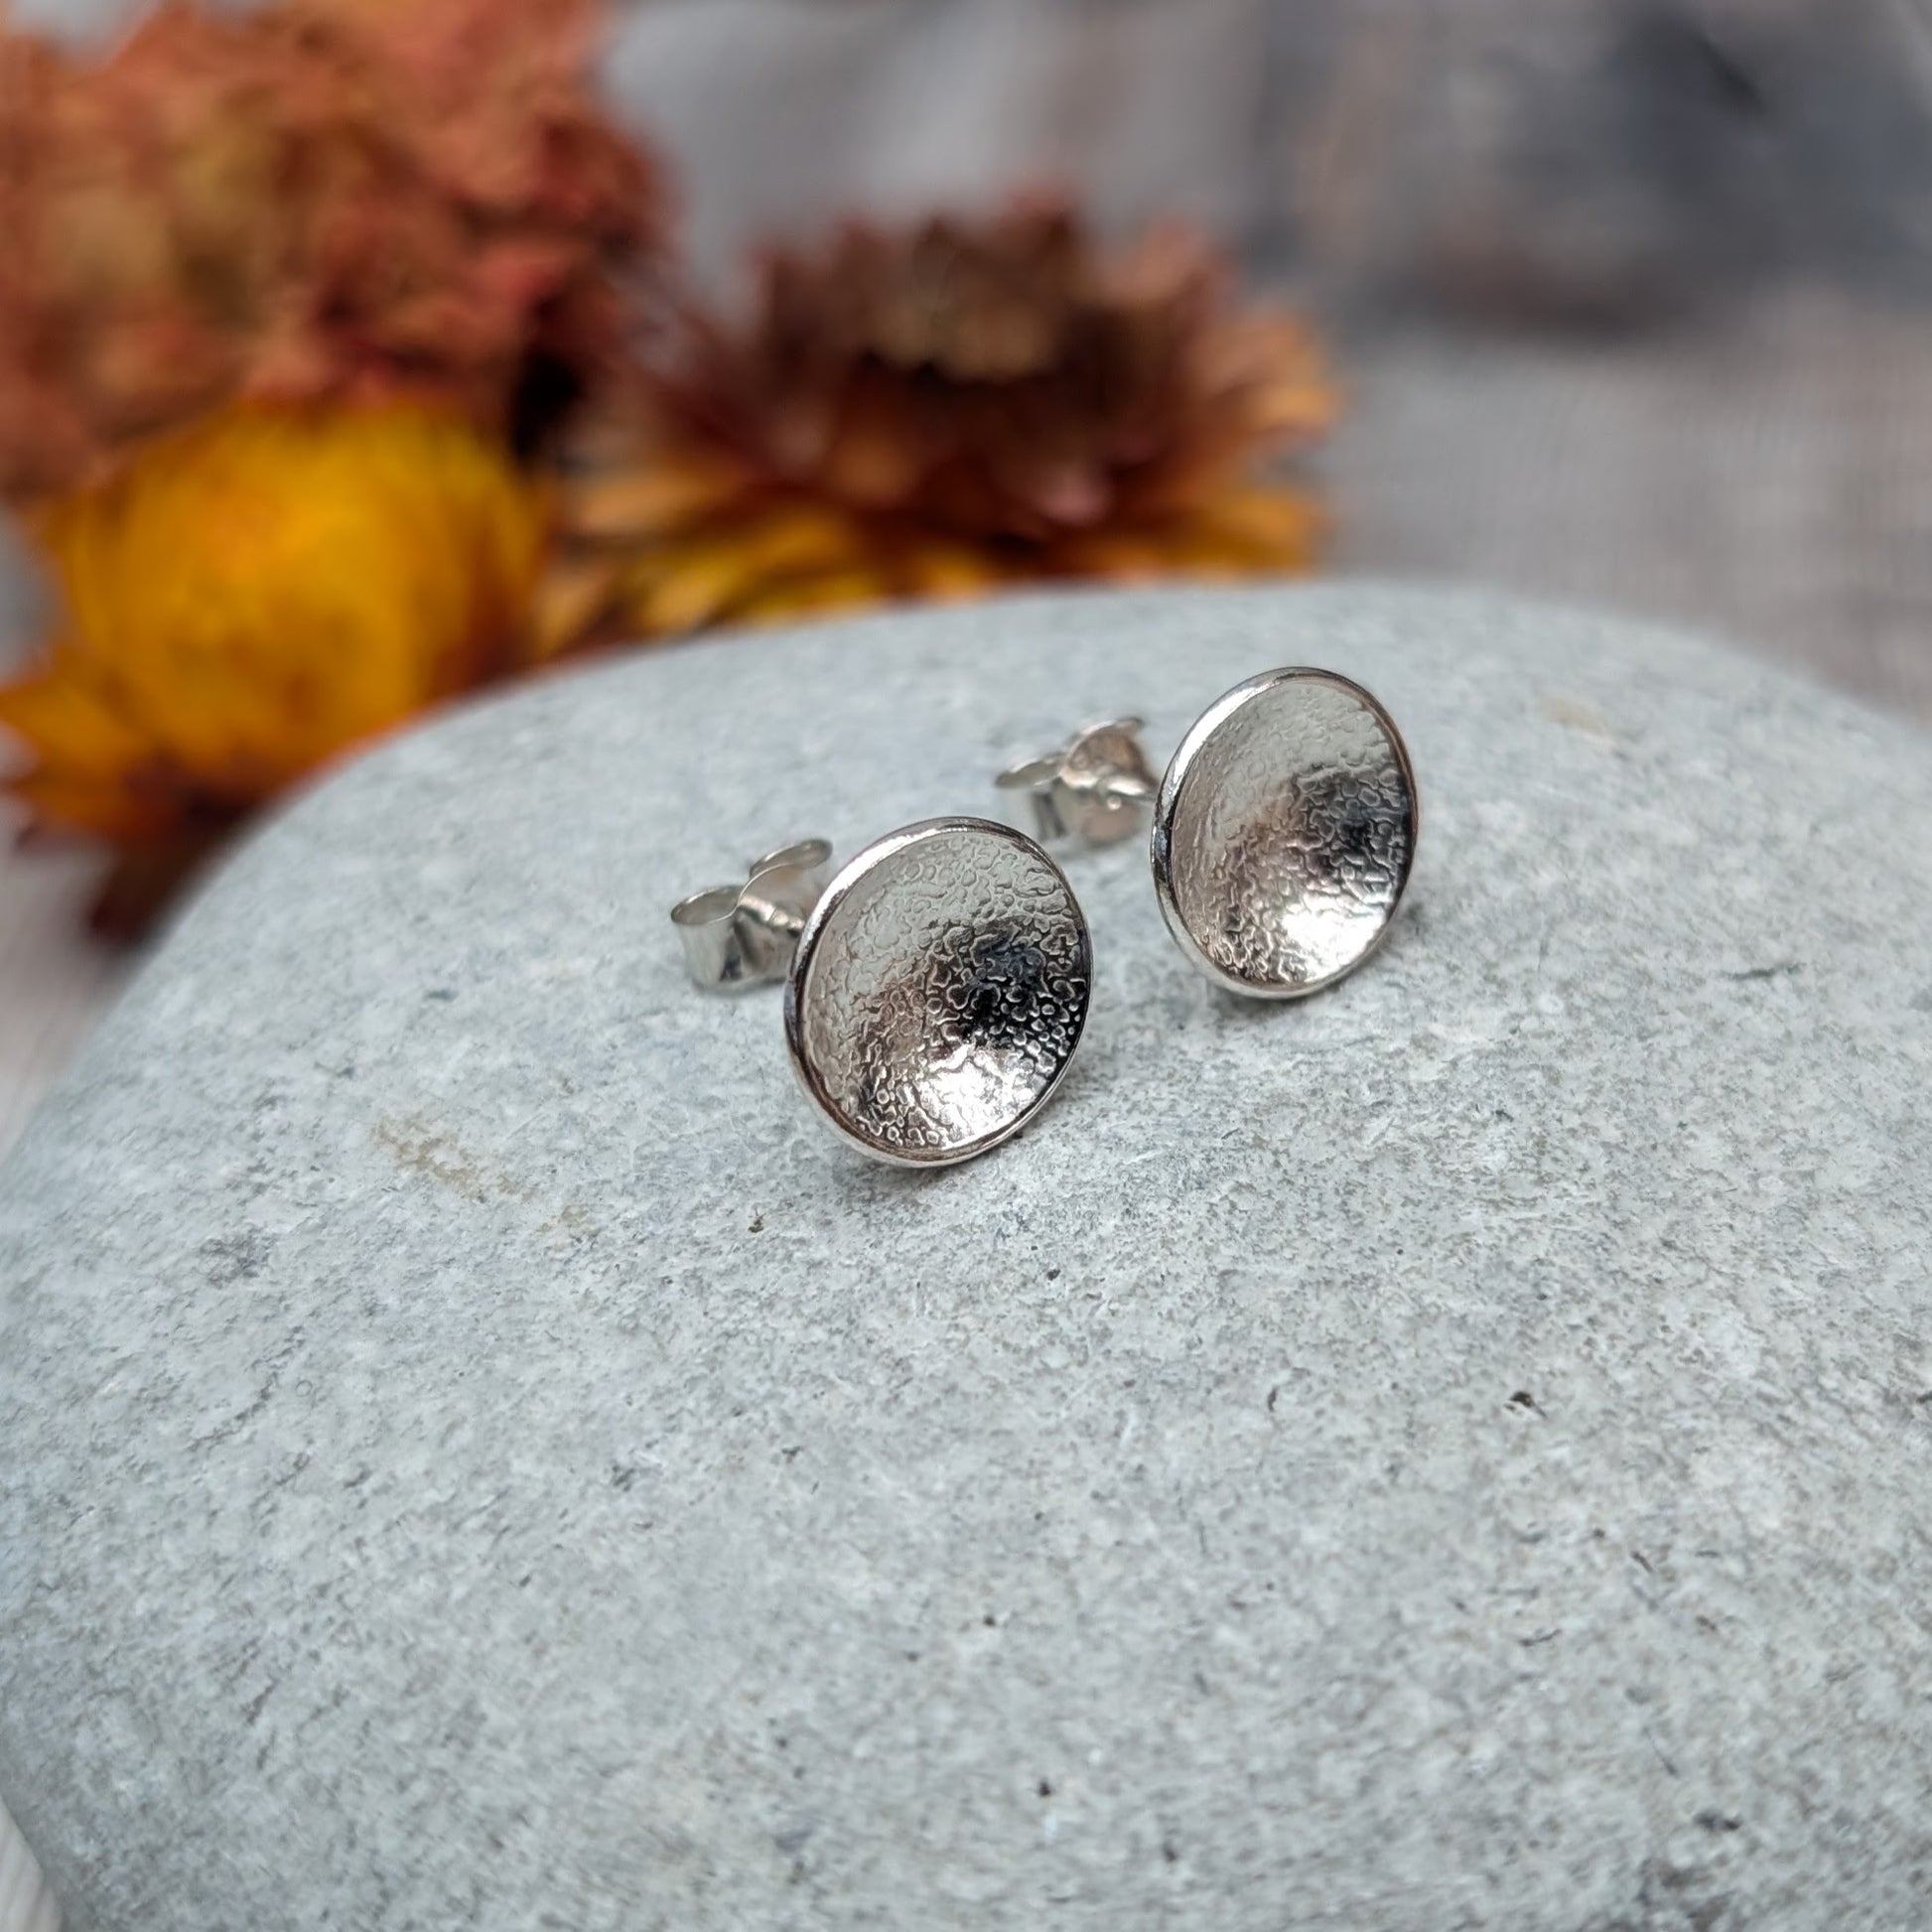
[535,473,1329,660]
[0,401,546,881]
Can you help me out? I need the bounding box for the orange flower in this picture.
[537,196,1338,654]
[0,0,666,502]
[0,402,546,926]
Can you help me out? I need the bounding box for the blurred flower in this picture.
[0,0,665,503]
[0,402,546,932]
[538,196,1337,654]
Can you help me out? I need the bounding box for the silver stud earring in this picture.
[673,818,1092,1167]
[998,667,1419,999]
[1153,668,1418,999]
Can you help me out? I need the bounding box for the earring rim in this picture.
[783,815,1093,1168]
[1150,666,1421,1002]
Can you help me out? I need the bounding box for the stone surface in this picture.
[4,584,1932,1931]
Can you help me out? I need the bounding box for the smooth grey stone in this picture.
[4,585,1931,1931]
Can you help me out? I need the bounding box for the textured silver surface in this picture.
[1154,667,1418,998]
[784,817,1090,1166]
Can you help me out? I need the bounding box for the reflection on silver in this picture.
[784,818,1092,1167]
[996,719,1159,852]
[1152,668,1418,999]
[671,840,835,990]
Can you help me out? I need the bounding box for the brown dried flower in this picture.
[540,195,1337,652]
[0,0,666,501]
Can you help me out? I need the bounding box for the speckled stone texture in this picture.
[3,585,1931,1932]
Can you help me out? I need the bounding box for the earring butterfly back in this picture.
[671,839,836,990]
[995,718,1158,853]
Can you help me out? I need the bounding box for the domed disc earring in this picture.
[784,818,1092,1167]
[1152,667,1419,999]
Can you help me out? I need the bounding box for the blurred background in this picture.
[6,0,1932,1152]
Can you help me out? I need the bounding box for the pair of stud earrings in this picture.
[670,666,1420,1169]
